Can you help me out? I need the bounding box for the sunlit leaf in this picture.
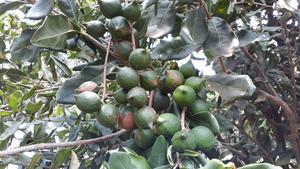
[206,74,256,102]
[0,119,25,141]
[25,0,53,19]
[0,1,26,15]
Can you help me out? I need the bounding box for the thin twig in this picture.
[148,90,155,107]
[181,107,187,131]
[80,31,128,65]
[0,129,127,157]
[234,2,273,8]
[129,23,136,50]
[218,57,228,73]
[256,89,300,165]
[102,38,112,102]
[281,22,297,114]
[199,0,211,19]
[35,86,59,93]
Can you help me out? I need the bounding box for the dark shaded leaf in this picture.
[0,1,26,15]
[235,30,270,47]
[31,15,76,50]
[50,55,72,77]
[25,0,53,19]
[57,0,79,23]
[180,7,208,45]
[204,17,239,57]
[151,37,197,61]
[10,29,42,64]
[50,148,71,169]
[206,74,256,102]
[56,61,114,104]
[6,68,27,81]
[147,136,168,168]
[146,1,176,39]
[0,119,25,141]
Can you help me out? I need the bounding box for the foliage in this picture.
[0,0,299,168]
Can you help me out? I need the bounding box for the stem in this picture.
[180,107,187,131]
[218,57,228,73]
[148,90,155,107]
[80,31,128,65]
[199,0,211,19]
[256,89,300,165]
[102,38,112,102]
[129,23,136,50]
[0,129,127,157]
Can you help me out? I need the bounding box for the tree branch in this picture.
[181,107,187,131]
[281,22,297,114]
[148,90,155,107]
[0,129,127,157]
[256,89,300,165]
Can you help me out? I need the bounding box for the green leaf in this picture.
[26,153,41,169]
[50,55,72,77]
[151,37,197,61]
[0,119,25,141]
[0,1,26,15]
[25,0,53,19]
[108,151,152,169]
[147,136,168,168]
[238,163,282,169]
[56,61,114,104]
[6,69,27,81]
[235,30,270,47]
[145,0,176,39]
[204,17,239,57]
[57,0,79,23]
[31,15,76,50]
[10,29,42,64]
[22,86,37,101]
[206,74,256,103]
[70,151,80,169]
[25,101,43,114]
[8,90,23,112]
[50,148,72,169]
[0,111,13,117]
[180,7,208,45]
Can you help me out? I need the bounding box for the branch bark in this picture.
[0,129,127,157]
[256,89,300,165]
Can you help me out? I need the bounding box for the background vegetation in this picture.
[0,0,299,168]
